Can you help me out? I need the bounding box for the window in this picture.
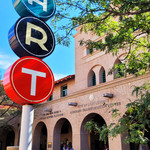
[88,70,97,87]
[101,69,106,83]
[114,60,124,79]
[48,93,53,101]
[86,47,96,55]
[92,72,96,86]
[117,66,124,78]
[87,48,92,55]
[61,85,67,97]
[99,67,106,83]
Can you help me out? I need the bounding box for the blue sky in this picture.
[0,1,75,80]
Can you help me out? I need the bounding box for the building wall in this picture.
[32,73,150,150]
[73,28,128,92]
[53,79,75,100]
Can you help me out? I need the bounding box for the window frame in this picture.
[92,72,96,86]
[61,85,67,97]
[101,69,106,83]
[48,93,53,101]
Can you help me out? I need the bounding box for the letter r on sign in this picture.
[22,68,46,96]
[25,22,48,52]
[28,0,48,12]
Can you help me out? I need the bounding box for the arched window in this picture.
[81,113,109,150]
[99,67,106,83]
[117,63,124,77]
[102,69,106,83]
[92,72,96,86]
[88,70,97,87]
[114,60,124,79]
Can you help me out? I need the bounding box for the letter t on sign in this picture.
[28,0,48,12]
[22,68,46,96]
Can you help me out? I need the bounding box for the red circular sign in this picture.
[3,56,55,105]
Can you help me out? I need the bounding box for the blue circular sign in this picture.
[8,16,55,59]
[13,0,56,21]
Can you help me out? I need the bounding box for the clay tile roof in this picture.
[55,75,75,85]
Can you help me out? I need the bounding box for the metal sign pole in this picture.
[3,0,56,149]
[19,105,34,150]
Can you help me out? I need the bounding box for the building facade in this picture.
[1,28,150,150]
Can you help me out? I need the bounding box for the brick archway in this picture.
[80,113,108,150]
[32,122,47,150]
[53,118,72,150]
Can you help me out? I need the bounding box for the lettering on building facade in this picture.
[70,101,121,114]
[40,110,63,120]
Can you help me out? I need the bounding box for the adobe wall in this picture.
[53,79,75,100]
[32,73,150,150]
[73,28,128,92]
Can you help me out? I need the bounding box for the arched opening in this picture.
[17,129,20,146]
[88,70,96,87]
[80,113,109,150]
[40,124,47,150]
[0,126,15,150]
[121,117,150,150]
[5,128,15,149]
[53,118,72,150]
[32,122,47,150]
[144,125,150,149]
[129,125,150,150]
[92,72,96,86]
[99,67,106,83]
[113,59,124,79]
[129,143,139,150]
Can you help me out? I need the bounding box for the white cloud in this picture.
[0,51,68,81]
[54,73,68,81]
[0,53,18,70]
[0,61,12,69]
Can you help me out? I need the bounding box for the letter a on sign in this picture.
[3,56,55,105]
[28,0,48,12]
[13,0,56,21]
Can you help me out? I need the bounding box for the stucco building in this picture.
[0,28,150,150]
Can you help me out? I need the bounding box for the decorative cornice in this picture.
[40,73,150,107]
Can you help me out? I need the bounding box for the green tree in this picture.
[85,82,150,146]
[53,0,150,76]
[52,0,150,146]
[0,81,21,126]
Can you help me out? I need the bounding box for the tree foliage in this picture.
[52,0,150,146]
[85,120,110,144]
[53,0,150,75]
[85,82,150,145]
[0,81,21,126]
